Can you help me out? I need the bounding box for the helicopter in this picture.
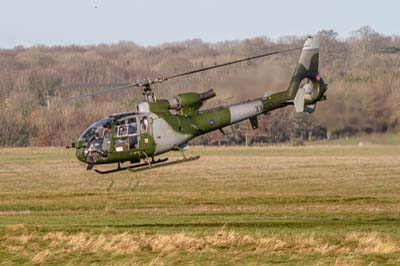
[70,36,327,174]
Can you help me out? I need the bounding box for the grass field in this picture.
[0,144,400,265]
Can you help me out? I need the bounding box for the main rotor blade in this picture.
[163,46,302,81]
[68,46,301,100]
[69,82,140,99]
[61,83,131,90]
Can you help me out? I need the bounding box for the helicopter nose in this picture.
[75,147,86,163]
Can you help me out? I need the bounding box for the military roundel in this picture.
[209,119,215,126]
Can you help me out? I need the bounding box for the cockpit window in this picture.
[79,118,113,162]
[116,122,137,137]
[79,118,112,142]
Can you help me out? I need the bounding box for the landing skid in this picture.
[94,156,200,175]
[129,155,200,173]
[94,158,168,174]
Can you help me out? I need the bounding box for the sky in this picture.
[0,0,398,48]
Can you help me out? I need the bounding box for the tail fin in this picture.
[288,37,327,113]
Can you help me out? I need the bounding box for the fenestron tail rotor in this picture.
[68,46,302,101]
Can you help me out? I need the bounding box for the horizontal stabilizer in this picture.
[294,87,305,113]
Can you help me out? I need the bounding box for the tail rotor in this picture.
[289,37,328,113]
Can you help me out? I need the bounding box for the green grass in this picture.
[0,145,400,265]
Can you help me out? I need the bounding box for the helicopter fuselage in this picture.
[75,97,270,166]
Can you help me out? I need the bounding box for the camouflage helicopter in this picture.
[70,37,327,174]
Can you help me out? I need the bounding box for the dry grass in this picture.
[2,230,400,264]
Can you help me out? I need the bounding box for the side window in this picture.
[128,123,137,135]
[117,125,128,137]
[140,116,150,133]
[114,117,139,151]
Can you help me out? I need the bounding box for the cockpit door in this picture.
[138,115,156,154]
[114,117,139,152]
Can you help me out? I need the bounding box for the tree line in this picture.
[0,26,399,146]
